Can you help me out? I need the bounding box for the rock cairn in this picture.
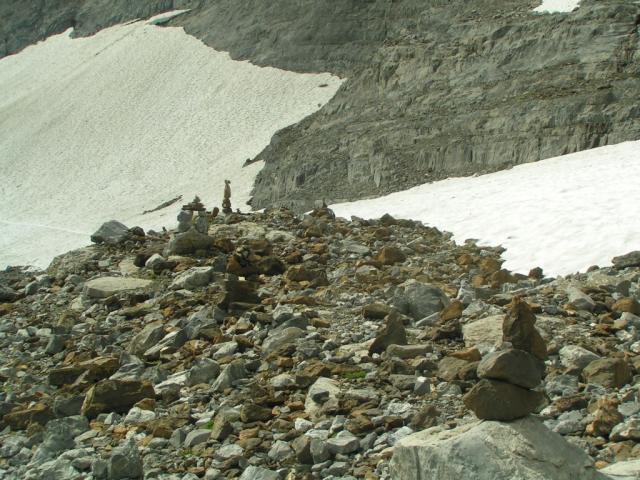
[463,297,547,420]
[222,180,232,214]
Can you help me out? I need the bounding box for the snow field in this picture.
[332,141,640,277]
[0,13,342,269]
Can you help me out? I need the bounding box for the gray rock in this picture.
[212,359,247,392]
[127,323,164,356]
[108,438,142,480]
[268,440,294,462]
[165,229,214,256]
[170,266,216,290]
[261,327,305,355]
[239,466,279,480]
[392,280,449,320]
[84,277,153,299]
[90,220,130,245]
[305,377,340,420]
[610,418,640,442]
[559,345,601,371]
[186,358,220,386]
[183,429,212,448]
[0,284,19,302]
[390,417,607,480]
[326,431,360,455]
[601,459,640,479]
[145,253,166,270]
[310,437,330,464]
[566,286,596,312]
[612,251,640,269]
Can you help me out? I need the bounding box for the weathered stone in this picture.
[368,312,407,355]
[305,377,340,420]
[390,417,607,480]
[239,466,279,480]
[393,280,449,320]
[386,344,430,359]
[612,251,640,269]
[477,349,544,389]
[437,356,473,382]
[559,345,600,372]
[90,220,129,245]
[165,229,215,256]
[362,302,391,319]
[262,327,305,355]
[376,246,406,265]
[463,379,545,421]
[612,297,640,315]
[127,323,165,357]
[566,286,596,312]
[582,358,632,388]
[601,459,640,480]
[83,277,153,299]
[3,403,53,430]
[109,438,143,480]
[170,266,216,290]
[212,359,247,392]
[184,429,212,448]
[502,297,547,360]
[81,379,155,419]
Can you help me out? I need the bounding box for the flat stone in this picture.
[83,277,153,299]
[184,429,212,448]
[582,358,632,388]
[81,379,155,419]
[463,379,545,421]
[305,377,340,420]
[601,459,640,479]
[477,349,544,389]
[559,345,600,372]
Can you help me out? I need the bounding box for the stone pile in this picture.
[463,297,547,421]
[0,206,638,479]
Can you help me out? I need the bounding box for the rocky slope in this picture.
[1,205,640,479]
[3,0,639,211]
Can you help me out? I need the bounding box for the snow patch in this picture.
[332,141,640,277]
[533,0,581,14]
[0,14,342,269]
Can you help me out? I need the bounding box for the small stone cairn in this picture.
[463,297,548,420]
[222,180,232,214]
[177,196,205,232]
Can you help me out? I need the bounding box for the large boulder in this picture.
[390,417,607,480]
[477,349,544,389]
[463,379,546,421]
[170,266,216,290]
[81,379,155,419]
[305,377,340,420]
[392,280,449,320]
[90,220,130,245]
[165,229,215,256]
[83,277,153,299]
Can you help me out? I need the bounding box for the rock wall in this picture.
[3,0,639,211]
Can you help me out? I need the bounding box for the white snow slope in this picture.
[332,141,640,277]
[533,0,581,14]
[0,13,342,269]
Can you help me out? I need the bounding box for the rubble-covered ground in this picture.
[0,206,639,479]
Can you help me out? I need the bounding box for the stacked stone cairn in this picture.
[463,297,548,420]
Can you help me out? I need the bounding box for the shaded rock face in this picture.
[3,1,640,212]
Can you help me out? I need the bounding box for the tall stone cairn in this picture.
[463,297,548,420]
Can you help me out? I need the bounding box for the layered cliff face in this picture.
[245,0,640,209]
[3,0,639,211]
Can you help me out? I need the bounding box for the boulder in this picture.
[90,220,130,245]
[390,416,607,480]
[463,379,545,421]
[127,323,165,357]
[566,286,596,311]
[582,358,632,388]
[477,349,544,389]
[612,251,640,269]
[81,379,155,419]
[305,377,340,420]
[376,246,407,265]
[0,284,19,302]
[170,266,216,290]
[239,466,279,480]
[109,438,143,480]
[83,277,153,299]
[392,280,449,320]
[601,459,640,479]
[165,229,214,256]
[261,327,305,355]
[559,345,600,372]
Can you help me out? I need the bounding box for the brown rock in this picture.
[362,303,391,320]
[450,347,482,362]
[210,415,234,442]
[612,298,640,315]
[477,349,544,389]
[586,397,623,437]
[439,300,464,322]
[463,379,546,421]
[479,257,502,274]
[81,379,155,419]
[292,435,313,464]
[376,246,407,265]
[582,358,632,388]
[3,403,53,430]
[503,297,548,360]
[437,356,472,382]
[368,312,407,355]
[240,403,272,423]
[285,265,329,287]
